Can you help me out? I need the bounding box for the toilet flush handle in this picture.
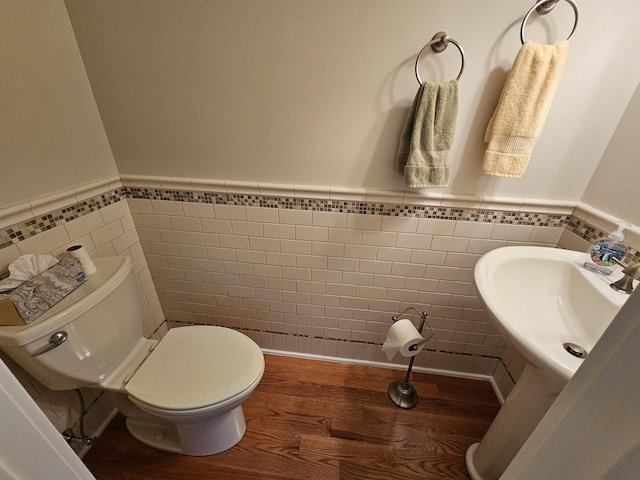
[32,331,68,356]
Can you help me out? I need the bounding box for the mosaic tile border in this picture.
[0,190,124,250]
[0,186,564,250]
[0,183,636,262]
[126,187,570,226]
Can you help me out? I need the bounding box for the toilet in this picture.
[0,255,265,456]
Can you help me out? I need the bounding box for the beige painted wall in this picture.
[582,81,640,226]
[0,0,117,207]
[64,0,640,201]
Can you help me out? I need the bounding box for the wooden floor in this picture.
[83,354,500,479]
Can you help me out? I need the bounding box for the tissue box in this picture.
[0,258,86,326]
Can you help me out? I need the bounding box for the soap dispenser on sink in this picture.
[583,222,630,276]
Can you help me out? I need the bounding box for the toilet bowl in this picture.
[117,325,264,455]
[0,255,264,456]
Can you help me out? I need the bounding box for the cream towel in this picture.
[396,80,458,188]
[483,41,568,177]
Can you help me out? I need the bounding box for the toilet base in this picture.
[126,405,247,456]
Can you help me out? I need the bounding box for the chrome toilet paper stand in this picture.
[387,307,433,409]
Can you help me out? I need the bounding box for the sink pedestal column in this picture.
[465,363,565,480]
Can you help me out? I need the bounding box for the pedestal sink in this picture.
[466,246,630,480]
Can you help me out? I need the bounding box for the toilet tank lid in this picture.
[0,256,131,347]
[125,326,265,411]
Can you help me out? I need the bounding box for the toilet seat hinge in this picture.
[123,343,158,386]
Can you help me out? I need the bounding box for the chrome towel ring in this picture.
[520,0,579,44]
[414,31,465,85]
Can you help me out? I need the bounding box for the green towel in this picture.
[395,79,458,188]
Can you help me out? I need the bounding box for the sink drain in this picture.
[564,343,588,359]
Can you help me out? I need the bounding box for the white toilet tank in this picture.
[0,256,145,390]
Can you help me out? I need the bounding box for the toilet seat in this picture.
[124,326,264,412]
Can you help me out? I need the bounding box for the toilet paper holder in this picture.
[388,307,433,409]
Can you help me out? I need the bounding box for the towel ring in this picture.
[520,0,579,44]
[415,31,465,85]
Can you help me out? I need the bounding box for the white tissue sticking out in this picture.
[381,318,425,361]
[66,245,96,274]
[0,254,60,293]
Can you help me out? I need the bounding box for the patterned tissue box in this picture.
[0,258,86,325]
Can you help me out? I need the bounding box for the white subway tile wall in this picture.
[1,176,637,452]
[130,194,568,387]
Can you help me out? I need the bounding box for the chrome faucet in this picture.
[610,260,640,294]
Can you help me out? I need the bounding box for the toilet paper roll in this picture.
[66,245,96,274]
[381,318,425,361]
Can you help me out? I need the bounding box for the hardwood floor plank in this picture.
[362,404,493,442]
[412,371,496,391]
[338,459,444,480]
[299,434,395,463]
[329,415,431,450]
[338,455,471,480]
[213,426,338,480]
[259,408,333,438]
[385,453,475,479]
[83,354,498,479]
[436,383,502,407]
[411,395,500,421]
[250,390,365,424]
[421,432,481,457]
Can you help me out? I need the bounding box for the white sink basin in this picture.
[475,246,630,383]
